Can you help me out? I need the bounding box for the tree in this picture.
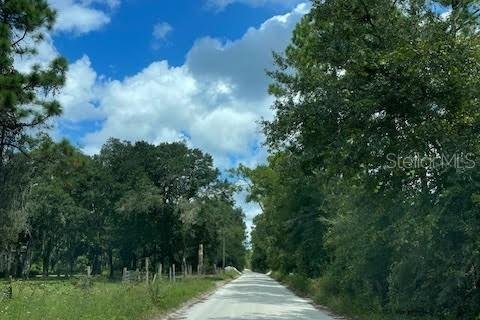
[240,153,328,276]
[24,138,88,276]
[0,0,67,253]
[89,139,245,274]
[0,0,67,160]
[0,133,247,279]
[251,0,480,318]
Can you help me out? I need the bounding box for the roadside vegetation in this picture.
[240,0,480,319]
[273,272,435,320]
[0,272,238,320]
[0,2,246,319]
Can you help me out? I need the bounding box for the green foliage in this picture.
[222,269,241,280]
[242,152,329,277]
[0,0,67,252]
[147,279,167,304]
[73,275,94,291]
[284,274,311,296]
[1,137,247,280]
[247,0,480,319]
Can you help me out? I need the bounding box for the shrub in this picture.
[147,280,168,304]
[285,274,311,296]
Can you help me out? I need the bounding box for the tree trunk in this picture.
[108,249,114,279]
[198,244,204,275]
[42,253,50,277]
[6,245,13,278]
[69,258,75,277]
[22,240,32,279]
[222,235,226,269]
[41,232,49,277]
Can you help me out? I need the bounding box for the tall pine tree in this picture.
[0,0,67,250]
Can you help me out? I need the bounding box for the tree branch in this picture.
[358,0,383,41]
[11,29,27,48]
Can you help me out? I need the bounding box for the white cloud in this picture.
[18,3,305,161]
[49,0,117,34]
[234,191,262,235]
[190,107,259,156]
[81,61,197,154]
[206,0,304,11]
[68,4,307,169]
[440,10,452,21]
[14,34,59,73]
[153,22,173,41]
[77,60,266,168]
[187,3,310,101]
[83,0,120,9]
[58,56,104,121]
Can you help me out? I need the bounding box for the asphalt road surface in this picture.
[176,271,339,320]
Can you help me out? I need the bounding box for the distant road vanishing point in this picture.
[174,271,340,320]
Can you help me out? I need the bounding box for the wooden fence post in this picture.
[198,244,204,275]
[145,257,150,285]
[86,266,92,286]
[173,264,176,282]
[122,267,127,283]
[6,276,13,299]
[183,257,187,278]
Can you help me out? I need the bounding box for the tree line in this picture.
[0,1,246,279]
[244,0,480,319]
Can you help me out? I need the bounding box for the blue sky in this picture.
[15,0,309,228]
[54,1,298,76]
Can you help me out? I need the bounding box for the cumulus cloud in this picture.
[15,42,103,122]
[190,107,259,156]
[58,3,308,171]
[49,0,118,34]
[81,61,196,154]
[78,60,266,167]
[187,3,309,102]
[58,56,104,121]
[206,0,304,11]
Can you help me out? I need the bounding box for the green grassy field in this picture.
[0,274,234,320]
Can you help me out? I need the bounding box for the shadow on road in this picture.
[212,274,336,320]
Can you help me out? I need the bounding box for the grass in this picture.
[0,273,236,320]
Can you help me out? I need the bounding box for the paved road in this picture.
[176,271,339,320]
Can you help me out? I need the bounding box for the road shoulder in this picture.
[267,274,350,320]
[152,276,239,320]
